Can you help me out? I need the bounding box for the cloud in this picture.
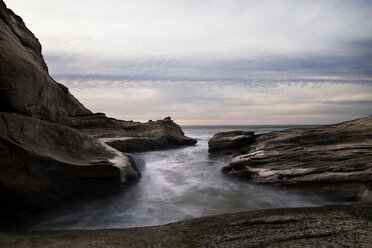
[59,78,372,125]
[8,0,372,78]
[5,0,372,124]
[323,100,372,105]
[47,50,372,83]
[8,1,372,57]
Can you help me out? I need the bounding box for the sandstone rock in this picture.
[208,130,255,154]
[0,1,91,125]
[218,116,372,200]
[71,114,197,152]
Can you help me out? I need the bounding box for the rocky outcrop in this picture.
[0,0,194,229]
[0,1,141,228]
[0,112,141,229]
[0,201,371,247]
[0,1,91,125]
[70,114,197,152]
[212,116,372,200]
[208,131,255,154]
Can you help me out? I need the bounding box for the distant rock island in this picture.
[0,0,195,229]
[209,116,372,200]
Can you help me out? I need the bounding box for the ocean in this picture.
[31,125,337,231]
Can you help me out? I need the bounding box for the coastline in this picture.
[1,201,371,247]
[1,1,371,247]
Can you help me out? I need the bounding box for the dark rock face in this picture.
[0,0,194,229]
[0,1,91,124]
[215,116,372,200]
[0,112,142,229]
[0,1,142,229]
[71,114,197,152]
[208,131,255,154]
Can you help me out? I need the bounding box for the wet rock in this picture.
[218,116,372,200]
[208,131,255,154]
[71,115,197,152]
[0,202,371,247]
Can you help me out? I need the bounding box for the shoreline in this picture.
[1,201,371,247]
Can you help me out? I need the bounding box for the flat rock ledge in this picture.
[70,114,197,152]
[1,201,371,248]
[211,116,372,200]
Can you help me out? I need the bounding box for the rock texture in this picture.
[208,131,255,154]
[0,112,141,230]
[0,1,140,228]
[0,201,371,247]
[70,114,197,152]
[0,1,91,124]
[0,0,195,229]
[213,116,372,200]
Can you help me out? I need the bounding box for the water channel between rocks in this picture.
[31,125,337,231]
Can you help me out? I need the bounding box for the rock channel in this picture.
[2,1,372,245]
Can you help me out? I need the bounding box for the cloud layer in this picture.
[6,0,372,124]
[59,78,372,125]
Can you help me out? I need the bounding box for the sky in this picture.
[6,0,372,125]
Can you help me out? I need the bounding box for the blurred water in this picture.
[31,125,336,231]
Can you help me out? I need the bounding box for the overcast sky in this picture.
[6,0,372,124]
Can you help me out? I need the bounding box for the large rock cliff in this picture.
[0,1,91,124]
[0,0,194,229]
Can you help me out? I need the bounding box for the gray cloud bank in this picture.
[6,0,372,124]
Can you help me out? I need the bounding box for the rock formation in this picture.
[209,116,372,200]
[208,130,255,154]
[0,0,194,229]
[0,0,138,226]
[70,114,197,152]
[0,1,91,124]
[0,112,141,227]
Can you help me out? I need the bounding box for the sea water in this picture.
[31,125,335,230]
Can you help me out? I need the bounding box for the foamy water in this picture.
[31,125,336,231]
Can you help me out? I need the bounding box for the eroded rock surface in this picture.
[0,0,195,230]
[0,1,142,229]
[214,116,372,200]
[0,202,371,247]
[0,1,91,124]
[71,114,197,152]
[208,131,255,154]
[0,112,141,230]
